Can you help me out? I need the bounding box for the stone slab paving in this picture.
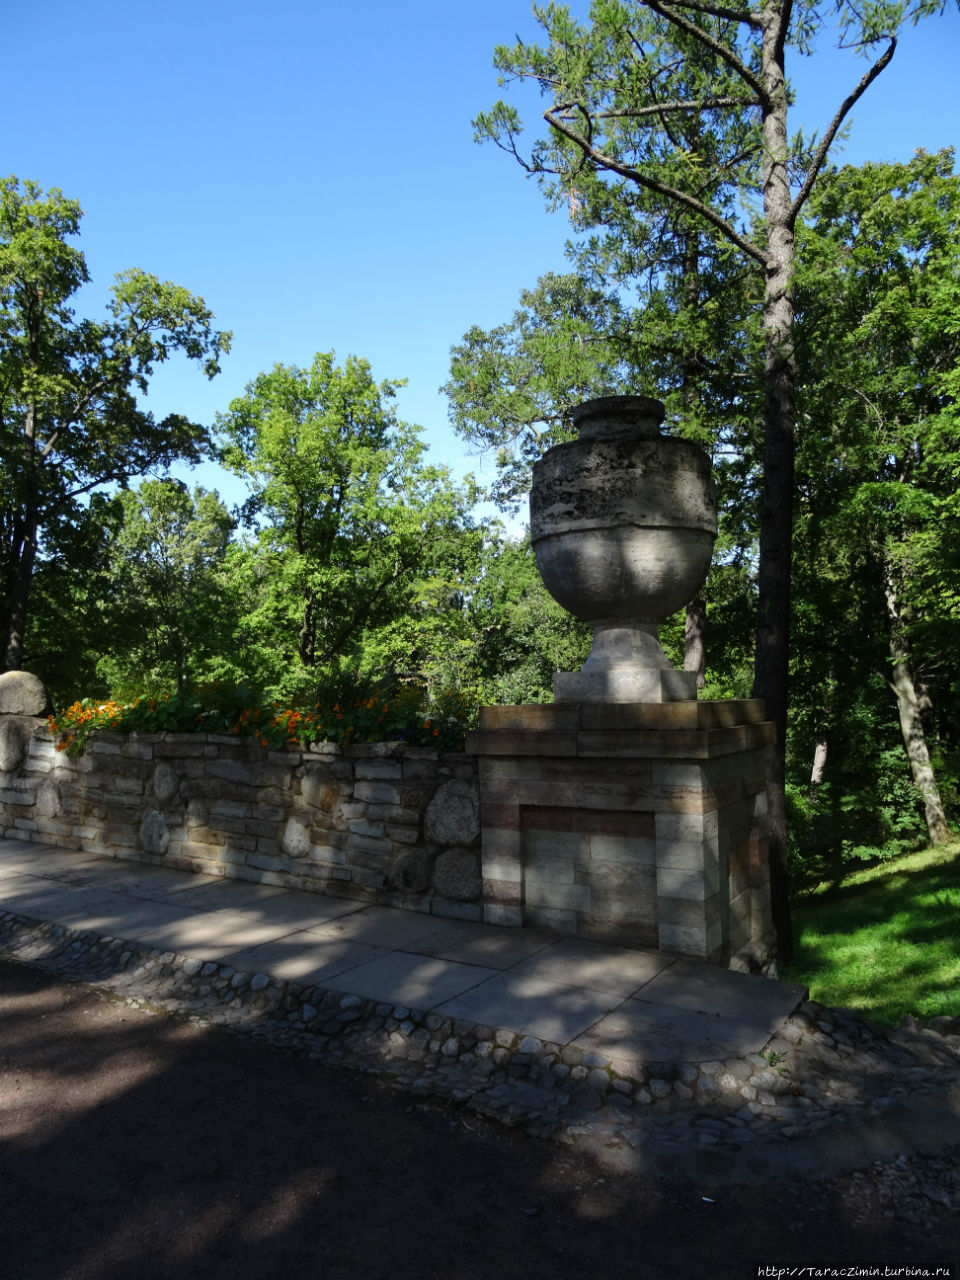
[571,997,785,1062]
[327,950,502,1008]
[434,971,626,1043]
[500,936,676,997]
[396,918,556,969]
[224,934,390,986]
[3,833,960,1182]
[303,904,452,951]
[0,835,804,1060]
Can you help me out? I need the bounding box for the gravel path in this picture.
[4,906,960,1185]
[1,957,958,1280]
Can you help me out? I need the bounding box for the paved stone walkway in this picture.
[3,835,960,1182]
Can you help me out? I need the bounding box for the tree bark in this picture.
[751,4,796,963]
[684,597,707,689]
[297,591,317,667]
[810,735,828,785]
[2,514,38,672]
[679,222,708,694]
[883,563,950,844]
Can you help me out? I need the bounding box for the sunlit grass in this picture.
[782,840,960,1026]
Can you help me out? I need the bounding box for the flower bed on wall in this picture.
[47,686,475,757]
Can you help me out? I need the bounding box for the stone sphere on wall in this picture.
[280,816,312,858]
[301,766,339,813]
[432,847,480,901]
[36,778,61,818]
[389,847,433,894]
[152,761,179,803]
[140,810,170,855]
[0,671,49,716]
[425,779,480,847]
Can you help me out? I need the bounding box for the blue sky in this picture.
[7,0,959,509]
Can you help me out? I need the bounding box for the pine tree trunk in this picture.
[678,223,708,694]
[883,565,950,844]
[753,7,797,963]
[298,591,317,667]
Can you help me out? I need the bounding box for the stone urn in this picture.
[529,395,717,702]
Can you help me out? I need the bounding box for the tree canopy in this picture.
[216,351,478,700]
[0,176,231,671]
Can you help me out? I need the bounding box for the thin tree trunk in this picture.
[883,564,950,844]
[678,222,708,694]
[2,515,39,672]
[298,590,317,667]
[753,8,796,964]
[684,597,706,689]
[810,736,828,785]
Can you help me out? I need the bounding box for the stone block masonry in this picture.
[467,701,777,966]
[0,718,481,923]
[1,697,776,965]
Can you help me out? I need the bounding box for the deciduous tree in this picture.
[0,177,231,672]
[218,352,476,699]
[96,479,238,698]
[792,150,960,846]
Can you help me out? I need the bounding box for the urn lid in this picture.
[571,395,665,441]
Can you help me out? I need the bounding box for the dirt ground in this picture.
[0,957,957,1280]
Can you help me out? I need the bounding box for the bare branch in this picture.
[665,0,763,27]
[486,129,537,174]
[789,38,896,224]
[38,375,112,462]
[544,106,766,265]
[773,0,794,65]
[695,142,762,196]
[642,0,771,104]
[590,95,761,120]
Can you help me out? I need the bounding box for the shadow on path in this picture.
[1,959,956,1280]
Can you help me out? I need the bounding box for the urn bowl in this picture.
[529,396,717,628]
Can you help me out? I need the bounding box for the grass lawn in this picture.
[782,840,960,1026]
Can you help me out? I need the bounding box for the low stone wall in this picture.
[1,697,776,964]
[0,715,482,922]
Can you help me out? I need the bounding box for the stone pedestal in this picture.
[466,701,776,966]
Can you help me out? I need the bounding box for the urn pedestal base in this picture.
[554,666,697,703]
[466,701,776,967]
[554,621,698,703]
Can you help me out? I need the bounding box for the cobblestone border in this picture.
[3,908,959,1157]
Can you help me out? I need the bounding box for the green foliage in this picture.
[790,149,960,852]
[783,841,960,1025]
[218,351,477,699]
[0,175,231,671]
[467,533,592,705]
[22,490,123,703]
[786,756,927,890]
[94,479,238,698]
[444,273,638,508]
